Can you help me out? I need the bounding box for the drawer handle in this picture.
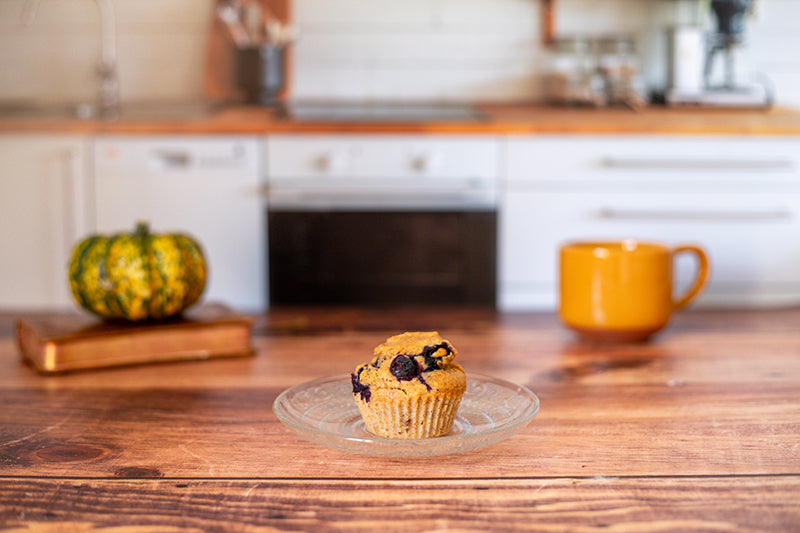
[153,150,191,168]
[599,157,795,172]
[596,208,794,222]
[271,190,493,207]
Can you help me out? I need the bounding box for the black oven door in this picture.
[268,210,496,306]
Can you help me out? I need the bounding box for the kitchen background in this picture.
[2,0,800,315]
[1,0,799,107]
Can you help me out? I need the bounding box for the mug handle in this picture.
[672,245,710,310]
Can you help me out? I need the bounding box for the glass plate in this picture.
[273,373,540,457]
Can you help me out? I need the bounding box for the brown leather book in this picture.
[16,303,254,374]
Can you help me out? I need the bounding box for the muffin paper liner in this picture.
[355,391,464,439]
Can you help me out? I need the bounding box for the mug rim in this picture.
[561,239,670,255]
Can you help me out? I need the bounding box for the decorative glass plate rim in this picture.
[272,373,540,457]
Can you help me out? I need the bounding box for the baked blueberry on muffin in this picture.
[351,331,467,439]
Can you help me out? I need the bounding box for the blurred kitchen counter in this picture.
[3,102,800,135]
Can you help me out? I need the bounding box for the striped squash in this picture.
[68,222,207,321]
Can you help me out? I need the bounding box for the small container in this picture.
[543,37,605,107]
[597,36,646,108]
[235,45,285,105]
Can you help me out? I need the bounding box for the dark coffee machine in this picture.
[703,0,772,106]
[711,0,751,37]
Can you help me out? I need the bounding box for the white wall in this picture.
[0,0,214,104]
[0,0,798,107]
[743,0,800,107]
[292,0,654,102]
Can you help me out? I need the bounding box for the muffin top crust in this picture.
[351,331,465,402]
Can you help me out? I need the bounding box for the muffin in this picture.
[351,331,467,439]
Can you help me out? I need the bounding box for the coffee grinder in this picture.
[702,0,771,106]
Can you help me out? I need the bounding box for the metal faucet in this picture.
[23,0,120,117]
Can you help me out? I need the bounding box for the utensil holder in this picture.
[235,44,285,105]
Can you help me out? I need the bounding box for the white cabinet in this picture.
[93,136,266,311]
[0,134,91,310]
[500,136,800,310]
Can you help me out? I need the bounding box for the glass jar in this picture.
[596,36,646,108]
[543,37,605,107]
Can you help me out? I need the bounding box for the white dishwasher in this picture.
[93,136,265,311]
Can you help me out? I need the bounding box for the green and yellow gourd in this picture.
[68,222,207,321]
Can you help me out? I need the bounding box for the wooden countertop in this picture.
[3,103,800,136]
[1,306,799,531]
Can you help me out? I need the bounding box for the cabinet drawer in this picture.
[499,190,800,309]
[506,136,800,186]
[266,135,499,180]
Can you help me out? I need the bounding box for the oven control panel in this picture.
[265,135,499,180]
[264,135,501,210]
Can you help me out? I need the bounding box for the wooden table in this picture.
[1,307,798,531]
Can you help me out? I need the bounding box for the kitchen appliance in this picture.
[703,0,771,107]
[284,101,487,123]
[265,136,499,306]
[666,25,706,99]
[94,137,265,311]
[667,0,771,107]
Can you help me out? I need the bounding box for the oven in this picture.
[265,135,500,306]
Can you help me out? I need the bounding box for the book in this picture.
[16,303,254,374]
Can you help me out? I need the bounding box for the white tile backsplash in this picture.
[291,0,543,102]
[0,0,213,104]
[553,0,649,34]
[0,0,798,107]
[116,33,210,102]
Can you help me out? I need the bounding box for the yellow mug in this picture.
[559,240,709,342]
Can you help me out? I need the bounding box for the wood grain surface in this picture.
[1,307,799,531]
[3,477,798,531]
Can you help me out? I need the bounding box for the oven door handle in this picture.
[265,187,497,210]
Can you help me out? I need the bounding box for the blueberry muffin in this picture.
[351,331,467,439]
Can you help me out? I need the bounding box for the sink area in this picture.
[112,101,225,120]
[0,99,487,124]
[0,101,83,120]
[0,100,224,122]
